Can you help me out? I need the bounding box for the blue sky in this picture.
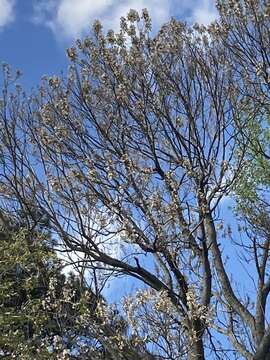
[1,0,253,301]
[1,0,255,302]
[0,0,217,89]
[0,4,260,355]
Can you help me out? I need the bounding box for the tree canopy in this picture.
[1,1,270,359]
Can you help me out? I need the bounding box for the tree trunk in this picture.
[189,337,205,360]
[188,320,205,360]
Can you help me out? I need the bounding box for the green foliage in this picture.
[0,227,60,358]
[234,117,270,214]
[0,224,144,359]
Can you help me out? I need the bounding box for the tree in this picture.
[0,215,158,359]
[1,1,270,359]
[0,218,63,358]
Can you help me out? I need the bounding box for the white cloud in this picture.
[0,0,15,29]
[191,0,217,25]
[32,0,217,40]
[32,0,170,40]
